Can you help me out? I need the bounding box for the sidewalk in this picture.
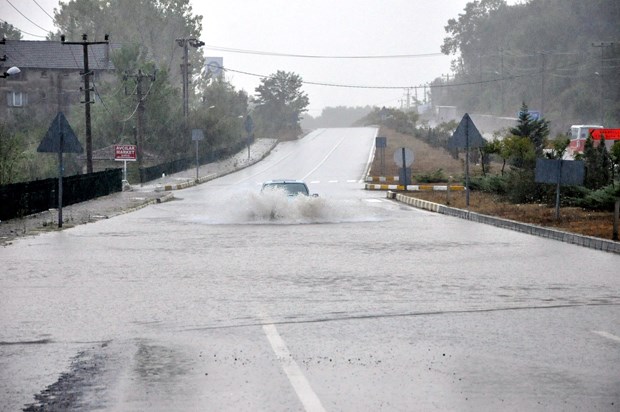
[0,139,278,246]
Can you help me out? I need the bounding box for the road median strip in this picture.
[388,191,620,255]
[365,183,465,191]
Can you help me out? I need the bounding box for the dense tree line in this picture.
[434,0,620,133]
[0,1,307,184]
[301,106,373,129]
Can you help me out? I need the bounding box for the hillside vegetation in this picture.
[434,0,620,133]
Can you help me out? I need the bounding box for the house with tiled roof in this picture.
[0,39,115,118]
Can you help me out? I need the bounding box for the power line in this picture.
[0,18,47,38]
[31,0,55,21]
[5,0,52,33]
[204,44,445,59]
[222,66,536,90]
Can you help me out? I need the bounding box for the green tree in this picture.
[50,1,212,165]
[583,136,611,190]
[53,0,203,90]
[0,22,22,39]
[253,71,309,139]
[481,137,502,176]
[192,76,249,154]
[0,123,26,184]
[610,141,620,185]
[439,0,620,128]
[509,102,549,161]
[85,44,185,163]
[441,0,506,57]
[545,135,570,160]
[501,134,535,169]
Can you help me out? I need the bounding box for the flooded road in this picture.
[1,128,619,410]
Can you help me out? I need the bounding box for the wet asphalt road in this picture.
[1,127,619,411]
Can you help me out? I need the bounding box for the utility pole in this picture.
[406,88,411,111]
[592,42,614,125]
[61,33,109,173]
[124,69,156,177]
[176,38,205,117]
[499,48,505,115]
[540,52,546,118]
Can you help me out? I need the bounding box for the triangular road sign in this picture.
[449,113,486,149]
[37,112,83,153]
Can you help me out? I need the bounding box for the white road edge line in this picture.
[263,323,326,412]
[592,330,620,343]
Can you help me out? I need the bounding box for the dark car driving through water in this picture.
[261,179,318,197]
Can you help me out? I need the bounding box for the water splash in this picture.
[190,189,384,225]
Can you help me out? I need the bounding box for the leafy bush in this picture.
[415,169,446,183]
[504,170,542,204]
[574,185,620,211]
[469,175,508,194]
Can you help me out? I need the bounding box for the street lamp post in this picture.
[176,38,205,117]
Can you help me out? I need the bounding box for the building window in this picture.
[7,91,27,107]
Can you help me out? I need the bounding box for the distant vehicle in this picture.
[568,124,604,155]
[261,179,318,197]
[435,105,458,123]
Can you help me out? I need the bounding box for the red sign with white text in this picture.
[114,144,137,161]
[590,129,620,141]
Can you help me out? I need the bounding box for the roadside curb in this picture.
[366,176,399,182]
[112,193,176,217]
[366,183,465,191]
[387,191,620,255]
[153,139,278,192]
[155,173,218,192]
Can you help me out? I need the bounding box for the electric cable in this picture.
[0,18,47,38]
[31,0,54,21]
[5,0,52,33]
[204,44,444,59]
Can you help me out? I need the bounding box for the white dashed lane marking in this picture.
[593,330,620,343]
[263,323,326,412]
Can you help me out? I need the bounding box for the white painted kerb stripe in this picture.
[592,330,620,343]
[263,324,326,412]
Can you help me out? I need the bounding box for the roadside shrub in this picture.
[574,185,619,211]
[559,185,589,207]
[504,169,542,203]
[415,169,446,183]
[469,175,508,194]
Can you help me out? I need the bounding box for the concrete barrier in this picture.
[366,184,465,191]
[389,192,620,254]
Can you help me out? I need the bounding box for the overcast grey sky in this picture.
[2,0,520,116]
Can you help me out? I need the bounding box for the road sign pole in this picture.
[195,140,200,181]
[401,148,407,187]
[555,161,562,220]
[465,118,470,207]
[57,132,63,228]
[614,198,619,241]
